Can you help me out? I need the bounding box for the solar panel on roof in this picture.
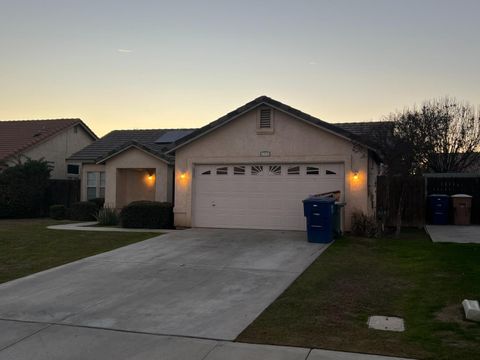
[154,130,194,143]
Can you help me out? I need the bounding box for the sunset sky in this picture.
[1,0,479,136]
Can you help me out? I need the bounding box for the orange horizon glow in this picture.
[1,1,479,137]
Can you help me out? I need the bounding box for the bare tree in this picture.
[379,98,480,174]
[373,97,480,236]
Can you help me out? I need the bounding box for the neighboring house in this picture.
[168,96,381,231]
[67,129,194,206]
[69,96,382,231]
[0,119,97,179]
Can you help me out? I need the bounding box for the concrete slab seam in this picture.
[0,323,52,353]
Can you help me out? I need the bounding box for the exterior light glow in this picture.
[180,173,186,179]
[353,171,359,180]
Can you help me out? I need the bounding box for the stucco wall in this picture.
[173,107,373,230]
[103,147,170,208]
[11,125,94,179]
[116,169,156,207]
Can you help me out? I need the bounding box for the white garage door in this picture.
[192,163,344,230]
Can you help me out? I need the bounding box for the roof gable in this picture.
[0,119,97,162]
[95,140,171,164]
[166,96,378,154]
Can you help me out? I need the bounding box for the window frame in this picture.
[86,171,106,200]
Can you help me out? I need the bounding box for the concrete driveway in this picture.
[0,228,327,341]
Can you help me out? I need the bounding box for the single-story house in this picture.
[67,129,194,206]
[69,96,382,231]
[0,119,97,179]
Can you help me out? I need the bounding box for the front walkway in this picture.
[426,225,480,243]
[47,221,170,233]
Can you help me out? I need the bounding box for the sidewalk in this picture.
[0,319,412,360]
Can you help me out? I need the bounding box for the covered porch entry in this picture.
[115,168,156,208]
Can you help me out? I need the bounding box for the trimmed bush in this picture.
[120,201,173,229]
[49,204,66,220]
[89,197,105,209]
[351,211,380,238]
[69,201,98,221]
[95,206,119,226]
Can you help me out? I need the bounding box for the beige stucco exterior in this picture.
[80,147,172,208]
[7,124,94,179]
[173,107,377,231]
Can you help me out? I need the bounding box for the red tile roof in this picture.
[0,119,92,162]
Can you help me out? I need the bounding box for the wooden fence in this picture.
[376,176,425,227]
[377,174,480,227]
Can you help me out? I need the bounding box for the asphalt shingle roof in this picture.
[333,121,392,148]
[68,129,195,163]
[0,119,95,162]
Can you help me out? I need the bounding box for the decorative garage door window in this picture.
[196,164,343,177]
[306,166,320,175]
[216,166,228,175]
[287,166,300,175]
[233,166,246,175]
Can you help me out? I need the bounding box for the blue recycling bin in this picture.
[303,196,335,243]
[427,194,449,225]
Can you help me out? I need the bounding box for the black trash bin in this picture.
[427,194,449,225]
[303,196,335,243]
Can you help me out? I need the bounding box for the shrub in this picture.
[120,201,173,229]
[49,204,66,220]
[89,197,105,209]
[69,201,98,221]
[351,211,380,238]
[0,158,51,218]
[94,206,119,226]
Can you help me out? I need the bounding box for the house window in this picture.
[86,171,105,199]
[67,164,80,176]
[257,107,274,133]
[306,166,320,175]
[201,170,211,175]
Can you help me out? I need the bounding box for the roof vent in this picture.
[259,109,272,129]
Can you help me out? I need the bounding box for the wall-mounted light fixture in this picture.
[180,173,186,179]
[352,171,359,180]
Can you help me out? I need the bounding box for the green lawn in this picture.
[0,218,158,284]
[238,229,480,360]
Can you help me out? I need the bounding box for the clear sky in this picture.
[1,0,479,136]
